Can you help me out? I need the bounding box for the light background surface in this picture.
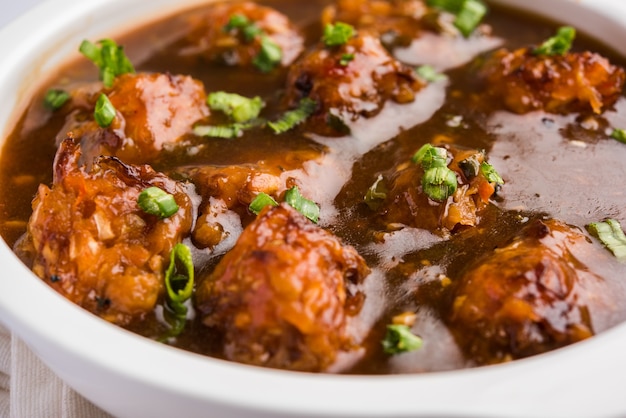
[0,0,45,29]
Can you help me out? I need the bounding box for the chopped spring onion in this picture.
[422,166,458,202]
[364,174,388,210]
[79,39,135,87]
[412,144,448,170]
[249,192,278,214]
[415,65,446,83]
[253,36,283,73]
[207,91,264,123]
[587,219,626,260]
[382,324,423,355]
[610,128,626,144]
[137,187,179,218]
[533,26,576,56]
[427,0,487,37]
[224,14,262,41]
[249,187,320,223]
[94,94,116,128]
[43,89,70,111]
[223,14,282,72]
[162,243,194,337]
[339,53,355,66]
[284,186,320,223]
[268,98,317,134]
[480,162,504,185]
[322,22,355,47]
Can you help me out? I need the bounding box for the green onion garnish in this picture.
[427,0,487,37]
[161,243,194,338]
[610,128,626,144]
[480,162,504,184]
[381,324,423,355]
[422,166,458,202]
[207,91,264,123]
[224,14,262,41]
[43,89,70,111]
[94,94,116,128]
[79,39,135,87]
[364,174,388,210]
[322,22,355,47]
[193,119,263,139]
[412,144,448,169]
[284,186,320,223]
[415,65,447,83]
[587,219,626,260]
[253,36,283,73]
[137,187,179,218]
[268,98,317,134]
[223,14,282,72]
[339,53,355,66]
[249,192,278,214]
[533,26,576,56]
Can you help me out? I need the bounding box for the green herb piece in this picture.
[323,22,355,47]
[193,118,263,139]
[480,162,504,185]
[454,0,487,37]
[427,0,487,37]
[610,128,626,144]
[412,144,448,170]
[224,14,262,41]
[364,174,388,210]
[249,192,278,214]
[268,98,317,134]
[43,89,70,110]
[587,219,626,260]
[415,65,446,83]
[137,187,179,218]
[339,53,355,66]
[222,14,282,72]
[284,186,320,223]
[94,94,116,128]
[382,324,423,355]
[162,243,194,338]
[422,166,458,202]
[253,36,283,73]
[533,26,576,56]
[207,91,264,123]
[79,39,135,87]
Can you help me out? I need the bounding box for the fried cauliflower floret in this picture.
[283,30,423,136]
[20,137,193,325]
[321,0,428,47]
[447,219,598,365]
[196,203,370,372]
[181,2,304,69]
[377,146,497,233]
[481,47,625,114]
[59,72,209,165]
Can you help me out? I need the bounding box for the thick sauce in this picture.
[1,0,626,374]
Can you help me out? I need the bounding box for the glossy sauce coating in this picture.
[1,0,626,374]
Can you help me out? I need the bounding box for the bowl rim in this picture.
[1,0,626,417]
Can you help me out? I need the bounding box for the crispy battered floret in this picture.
[322,0,428,47]
[377,146,497,233]
[284,30,422,136]
[59,72,209,165]
[181,2,304,69]
[447,219,597,364]
[196,203,370,372]
[20,137,193,325]
[481,47,625,114]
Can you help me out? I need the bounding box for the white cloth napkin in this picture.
[0,324,112,418]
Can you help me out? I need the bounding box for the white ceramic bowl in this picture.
[1,0,626,417]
